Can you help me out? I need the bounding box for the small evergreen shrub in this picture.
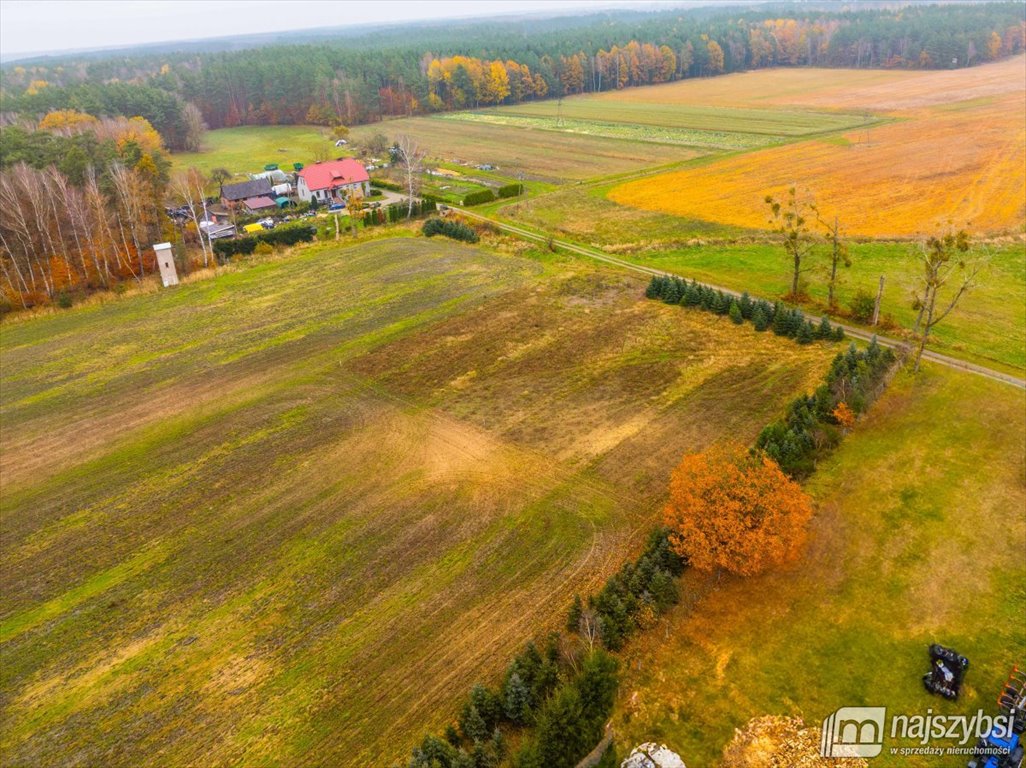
[849,289,876,322]
[422,217,479,243]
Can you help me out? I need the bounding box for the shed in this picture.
[243,196,277,212]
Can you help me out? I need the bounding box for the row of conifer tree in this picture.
[646,274,846,344]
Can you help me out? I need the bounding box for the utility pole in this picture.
[872,275,885,326]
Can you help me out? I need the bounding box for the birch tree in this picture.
[393,134,425,219]
[910,229,984,372]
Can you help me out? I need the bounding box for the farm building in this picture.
[221,178,274,207]
[243,195,277,213]
[296,158,369,204]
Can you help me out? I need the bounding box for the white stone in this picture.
[621,743,687,768]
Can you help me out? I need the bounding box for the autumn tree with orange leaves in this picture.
[663,444,813,576]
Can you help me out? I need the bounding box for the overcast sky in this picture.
[0,0,688,59]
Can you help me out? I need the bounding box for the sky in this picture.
[0,0,691,59]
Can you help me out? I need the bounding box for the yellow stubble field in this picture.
[607,56,1026,237]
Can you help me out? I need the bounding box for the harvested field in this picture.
[0,238,837,767]
[588,54,1026,112]
[349,117,703,182]
[608,90,1026,237]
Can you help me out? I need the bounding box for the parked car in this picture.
[334,139,348,147]
[327,203,345,212]
[258,217,276,229]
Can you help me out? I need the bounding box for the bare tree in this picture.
[765,186,816,300]
[812,207,850,310]
[910,229,985,372]
[393,134,426,219]
[171,167,211,266]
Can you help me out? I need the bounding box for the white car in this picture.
[334,139,348,147]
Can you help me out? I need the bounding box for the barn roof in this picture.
[221,178,273,201]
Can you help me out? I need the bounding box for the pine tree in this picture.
[833,325,846,341]
[459,702,489,742]
[797,320,815,344]
[683,281,700,306]
[729,300,743,324]
[504,672,532,725]
[772,306,790,335]
[739,291,754,319]
[752,304,769,331]
[817,315,833,339]
[644,275,662,299]
[715,291,731,315]
[789,310,805,337]
[566,594,583,632]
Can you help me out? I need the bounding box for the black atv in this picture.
[924,644,969,700]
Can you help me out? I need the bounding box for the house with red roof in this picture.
[296,158,370,204]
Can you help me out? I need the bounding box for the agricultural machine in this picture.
[924,644,970,700]
[966,666,1026,768]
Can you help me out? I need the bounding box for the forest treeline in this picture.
[0,115,171,308]
[1,3,1022,132]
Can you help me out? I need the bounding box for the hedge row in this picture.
[405,528,691,768]
[422,217,479,243]
[462,189,496,206]
[363,198,437,226]
[371,178,404,192]
[646,274,845,345]
[213,224,316,260]
[568,528,686,652]
[497,183,524,198]
[756,339,896,478]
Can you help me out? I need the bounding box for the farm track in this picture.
[456,208,1026,390]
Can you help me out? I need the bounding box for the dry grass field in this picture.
[590,54,1026,111]
[0,238,837,767]
[612,365,1026,767]
[349,117,703,182]
[607,57,1026,237]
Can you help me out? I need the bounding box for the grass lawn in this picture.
[171,125,339,176]
[613,364,1026,767]
[0,237,839,767]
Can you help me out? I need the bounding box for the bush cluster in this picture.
[362,198,437,227]
[213,224,316,260]
[422,217,480,243]
[405,536,686,768]
[756,339,896,478]
[462,189,496,206]
[497,183,524,199]
[646,274,845,345]
[569,528,686,651]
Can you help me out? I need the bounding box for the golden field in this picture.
[607,57,1026,237]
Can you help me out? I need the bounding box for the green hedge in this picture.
[213,224,316,260]
[371,178,404,192]
[497,182,524,198]
[462,188,495,206]
[756,339,896,478]
[422,217,479,243]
